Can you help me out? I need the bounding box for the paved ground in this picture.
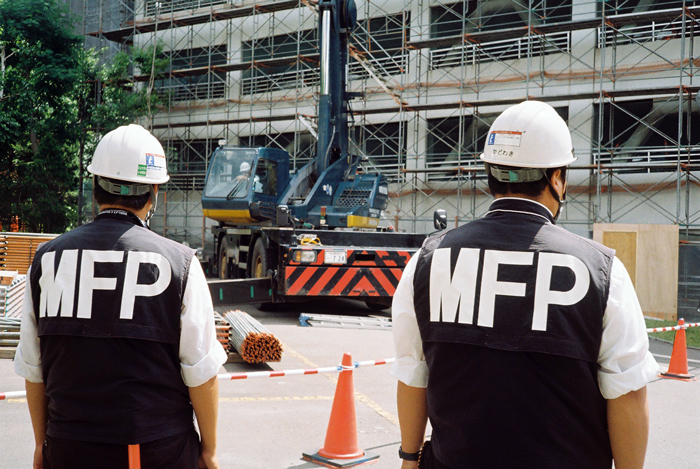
[1,299,698,468]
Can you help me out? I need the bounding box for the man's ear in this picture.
[551,169,565,191]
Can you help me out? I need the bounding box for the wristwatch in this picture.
[398,446,421,461]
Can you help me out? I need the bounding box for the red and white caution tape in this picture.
[5,323,695,400]
[647,322,700,333]
[0,358,395,401]
[217,358,394,381]
[0,391,26,401]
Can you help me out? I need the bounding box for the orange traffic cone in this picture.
[302,353,379,468]
[660,319,697,382]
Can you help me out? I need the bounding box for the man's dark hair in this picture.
[93,177,152,211]
[487,165,567,197]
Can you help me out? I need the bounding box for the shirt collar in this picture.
[96,209,148,228]
[487,197,555,224]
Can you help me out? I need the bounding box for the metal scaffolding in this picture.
[80,0,700,311]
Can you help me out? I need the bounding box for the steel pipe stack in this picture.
[0,318,21,352]
[213,312,232,352]
[1,275,26,318]
[223,310,282,364]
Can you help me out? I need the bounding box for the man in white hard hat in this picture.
[233,160,262,194]
[15,124,227,469]
[236,161,252,180]
[391,101,658,469]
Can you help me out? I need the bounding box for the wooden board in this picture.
[594,224,679,321]
[0,233,56,275]
[602,231,637,287]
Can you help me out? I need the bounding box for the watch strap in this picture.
[398,446,421,461]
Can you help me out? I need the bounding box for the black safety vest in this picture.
[413,198,615,469]
[30,210,196,444]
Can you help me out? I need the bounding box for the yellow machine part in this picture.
[202,209,257,224]
[203,210,379,228]
[347,215,380,228]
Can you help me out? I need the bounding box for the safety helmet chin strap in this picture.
[541,170,567,222]
[145,185,158,226]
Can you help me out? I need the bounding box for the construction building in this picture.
[65,0,700,318]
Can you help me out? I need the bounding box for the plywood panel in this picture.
[602,231,637,287]
[637,226,678,320]
[594,224,678,321]
[0,233,56,275]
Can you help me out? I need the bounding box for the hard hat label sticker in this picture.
[490,131,522,147]
[137,165,147,177]
[145,153,166,179]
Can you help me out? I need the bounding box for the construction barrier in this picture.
[217,358,393,381]
[302,353,380,467]
[3,320,698,400]
[0,358,395,401]
[646,322,700,333]
[656,319,698,382]
[0,390,26,400]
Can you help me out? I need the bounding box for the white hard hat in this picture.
[240,162,251,173]
[480,100,575,169]
[88,124,169,184]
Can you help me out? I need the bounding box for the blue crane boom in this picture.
[199,1,438,310]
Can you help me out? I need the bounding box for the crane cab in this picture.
[202,146,290,224]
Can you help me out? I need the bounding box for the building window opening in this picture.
[156,45,227,101]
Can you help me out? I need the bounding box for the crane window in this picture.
[204,149,256,198]
[254,159,278,196]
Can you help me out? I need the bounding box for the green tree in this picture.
[0,0,168,232]
[0,0,83,233]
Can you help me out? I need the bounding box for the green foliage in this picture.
[94,43,168,131]
[0,0,82,233]
[0,0,169,233]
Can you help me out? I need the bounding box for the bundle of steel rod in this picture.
[0,318,21,348]
[213,312,232,352]
[223,310,282,364]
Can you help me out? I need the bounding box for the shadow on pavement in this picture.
[216,297,391,327]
